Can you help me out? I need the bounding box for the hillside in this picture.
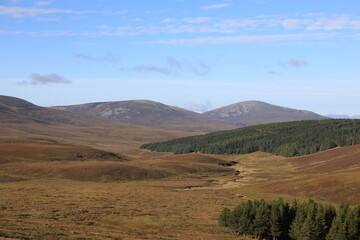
[141,119,360,157]
[0,95,203,152]
[0,95,133,127]
[52,100,237,132]
[262,144,360,204]
[203,100,327,126]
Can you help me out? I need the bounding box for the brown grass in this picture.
[258,145,360,204]
[0,137,249,240]
[1,136,360,239]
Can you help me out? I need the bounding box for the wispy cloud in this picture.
[6,0,22,3]
[183,17,211,23]
[146,33,337,45]
[74,41,103,45]
[0,5,92,18]
[133,65,171,75]
[120,57,211,76]
[281,58,309,67]
[17,73,72,85]
[35,1,54,7]
[74,53,95,61]
[1,12,359,40]
[201,3,231,10]
[74,52,121,64]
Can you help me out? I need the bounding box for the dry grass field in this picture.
[263,145,360,204]
[0,137,359,239]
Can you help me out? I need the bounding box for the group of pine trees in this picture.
[219,199,360,240]
[141,119,360,157]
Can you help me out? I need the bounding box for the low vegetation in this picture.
[141,119,360,157]
[1,132,360,239]
[219,198,360,240]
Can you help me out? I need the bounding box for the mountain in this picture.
[141,119,360,157]
[0,95,133,127]
[203,101,327,126]
[52,100,236,132]
[0,95,202,152]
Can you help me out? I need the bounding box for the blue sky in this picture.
[1,0,360,115]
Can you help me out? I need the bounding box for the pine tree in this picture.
[289,201,308,240]
[270,198,291,240]
[345,206,360,240]
[326,203,350,240]
[218,208,231,227]
[253,200,271,238]
[238,200,256,235]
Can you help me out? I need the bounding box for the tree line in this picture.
[141,119,360,157]
[218,198,360,240]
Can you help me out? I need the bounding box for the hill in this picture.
[0,95,133,127]
[0,95,203,152]
[203,100,327,126]
[141,119,360,157]
[262,144,360,204]
[51,100,237,132]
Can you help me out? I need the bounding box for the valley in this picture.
[0,96,359,239]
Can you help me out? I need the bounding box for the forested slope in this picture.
[141,119,360,157]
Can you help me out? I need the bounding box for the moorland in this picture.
[0,95,359,240]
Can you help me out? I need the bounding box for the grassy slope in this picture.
[0,137,246,240]
[0,122,202,153]
[0,136,359,239]
[262,145,360,204]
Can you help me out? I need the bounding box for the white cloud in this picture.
[201,3,231,10]
[0,5,92,18]
[35,16,60,21]
[146,33,338,45]
[96,24,109,29]
[35,1,53,6]
[183,17,211,23]
[281,19,311,29]
[161,18,176,23]
[307,15,351,30]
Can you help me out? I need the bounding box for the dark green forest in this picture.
[219,198,360,240]
[141,119,360,157]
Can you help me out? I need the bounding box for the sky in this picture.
[1,0,360,115]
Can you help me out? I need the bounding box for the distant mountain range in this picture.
[325,114,360,119]
[51,100,236,132]
[0,95,331,151]
[53,100,327,130]
[0,95,203,152]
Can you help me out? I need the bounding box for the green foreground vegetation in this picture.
[219,198,360,240]
[142,119,360,157]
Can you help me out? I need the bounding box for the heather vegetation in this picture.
[142,119,360,157]
[219,199,360,240]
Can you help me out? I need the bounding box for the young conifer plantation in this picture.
[142,119,360,157]
[218,199,360,240]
